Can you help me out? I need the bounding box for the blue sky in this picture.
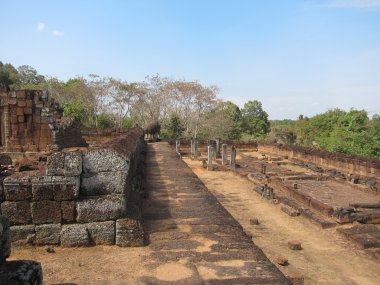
[1,0,380,119]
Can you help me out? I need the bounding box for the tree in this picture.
[241,100,270,139]
[12,65,46,90]
[0,62,18,90]
[164,114,185,139]
[223,101,243,140]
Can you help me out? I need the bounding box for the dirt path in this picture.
[184,158,380,285]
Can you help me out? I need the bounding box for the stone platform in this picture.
[140,142,290,284]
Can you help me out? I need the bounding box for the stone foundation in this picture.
[0,128,146,247]
[0,216,43,284]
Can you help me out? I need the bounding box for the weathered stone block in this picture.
[31,176,53,201]
[10,225,35,244]
[76,195,127,223]
[281,204,300,217]
[31,201,61,224]
[116,218,144,247]
[61,224,89,247]
[80,171,128,196]
[87,221,115,245]
[52,176,80,201]
[1,201,32,225]
[0,260,43,285]
[35,224,61,245]
[46,152,65,176]
[3,177,32,201]
[83,149,130,173]
[288,240,302,250]
[0,216,11,263]
[64,152,82,176]
[61,201,76,223]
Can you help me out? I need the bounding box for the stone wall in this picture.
[0,128,146,247]
[0,215,43,284]
[259,143,380,179]
[0,90,87,152]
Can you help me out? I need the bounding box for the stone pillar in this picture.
[207,145,213,171]
[216,139,220,158]
[261,164,267,175]
[230,145,236,168]
[194,140,198,159]
[3,106,10,150]
[222,144,227,165]
[175,140,180,153]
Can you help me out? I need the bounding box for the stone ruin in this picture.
[0,90,87,153]
[1,215,43,284]
[0,89,149,282]
[0,127,146,247]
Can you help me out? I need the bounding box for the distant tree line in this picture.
[0,61,269,141]
[1,60,378,158]
[268,109,380,158]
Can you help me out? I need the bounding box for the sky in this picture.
[1,0,380,119]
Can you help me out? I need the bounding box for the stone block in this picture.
[64,152,82,176]
[76,195,127,223]
[288,240,302,250]
[23,107,32,115]
[87,221,115,245]
[31,201,61,224]
[52,176,80,201]
[60,224,90,247]
[281,204,300,217]
[80,171,128,196]
[16,90,26,99]
[116,218,144,247]
[0,216,11,263]
[83,149,130,173]
[10,225,35,244]
[31,176,53,201]
[0,260,43,285]
[46,152,65,176]
[35,224,61,245]
[1,201,32,225]
[0,185,3,204]
[61,201,76,223]
[3,177,32,201]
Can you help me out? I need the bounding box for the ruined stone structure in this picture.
[0,90,87,153]
[259,142,380,180]
[0,128,146,247]
[0,216,43,284]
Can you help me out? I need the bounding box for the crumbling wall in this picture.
[259,143,380,179]
[0,90,87,152]
[0,128,146,247]
[81,128,131,146]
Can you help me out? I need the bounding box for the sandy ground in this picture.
[183,158,380,285]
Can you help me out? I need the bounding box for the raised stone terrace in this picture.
[140,142,290,284]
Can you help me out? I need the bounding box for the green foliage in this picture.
[97,113,115,128]
[240,100,270,140]
[223,101,243,140]
[295,108,380,158]
[63,100,86,125]
[163,114,185,139]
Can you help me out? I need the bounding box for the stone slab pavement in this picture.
[140,142,290,284]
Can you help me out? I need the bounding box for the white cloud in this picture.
[326,0,380,8]
[36,22,46,32]
[52,30,64,37]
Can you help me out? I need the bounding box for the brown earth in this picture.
[183,157,380,285]
[10,142,289,284]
